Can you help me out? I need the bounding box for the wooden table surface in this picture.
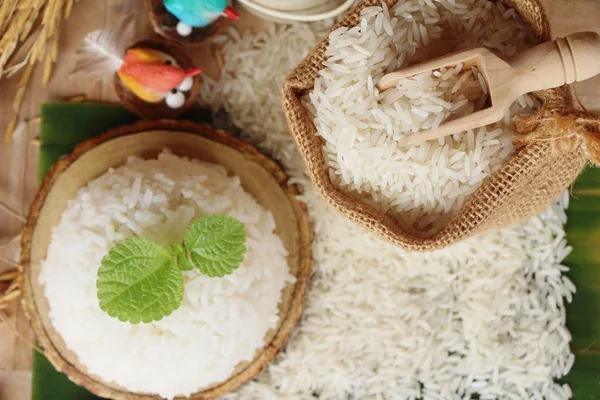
[1,1,599,399]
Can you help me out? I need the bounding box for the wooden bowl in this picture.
[146,0,230,46]
[20,120,312,399]
[114,40,202,119]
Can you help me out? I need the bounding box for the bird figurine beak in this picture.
[222,5,239,20]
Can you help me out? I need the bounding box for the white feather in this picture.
[71,14,137,78]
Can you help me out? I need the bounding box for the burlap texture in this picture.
[282,0,590,252]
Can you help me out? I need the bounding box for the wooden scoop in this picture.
[378,32,600,147]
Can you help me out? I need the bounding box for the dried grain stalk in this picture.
[0,203,24,314]
[1,0,77,142]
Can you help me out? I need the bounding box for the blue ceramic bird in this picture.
[163,0,239,36]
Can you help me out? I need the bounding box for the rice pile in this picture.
[202,6,576,399]
[39,151,294,399]
[303,1,537,235]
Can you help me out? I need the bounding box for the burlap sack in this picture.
[283,0,600,252]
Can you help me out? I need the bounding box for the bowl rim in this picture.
[19,119,313,399]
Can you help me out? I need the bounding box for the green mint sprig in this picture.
[97,214,247,323]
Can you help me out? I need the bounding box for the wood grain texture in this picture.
[379,31,600,146]
[542,0,600,109]
[0,370,31,400]
[0,1,599,398]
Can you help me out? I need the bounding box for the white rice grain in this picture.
[202,12,574,400]
[40,151,294,399]
[306,0,536,236]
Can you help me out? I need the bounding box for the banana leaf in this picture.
[562,166,600,399]
[33,102,600,398]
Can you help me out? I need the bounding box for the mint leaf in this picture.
[170,243,184,256]
[178,251,194,271]
[184,215,247,277]
[96,214,247,324]
[97,237,183,323]
[169,243,193,271]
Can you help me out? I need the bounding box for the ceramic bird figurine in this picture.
[117,48,201,108]
[163,0,239,36]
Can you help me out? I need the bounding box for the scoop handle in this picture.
[511,31,600,95]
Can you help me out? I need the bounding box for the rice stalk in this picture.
[0,40,18,76]
[4,28,39,77]
[64,0,74,18]
[0,288,21,313]
[0,276,19,293]
[43,39,56,85]
[0,263,19,314]
[18,1,44,42]
[0,1,19,35]
[0,288,20,304]
[0,270,18,282]
[14,62,34,108]
[0,7,33,68]
[51,32,59,61]
[1,0,78,142]
[3,119,18,144]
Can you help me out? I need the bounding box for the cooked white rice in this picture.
[203,11,576,399]
[39,150,294,399]
[304,0,537,236]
